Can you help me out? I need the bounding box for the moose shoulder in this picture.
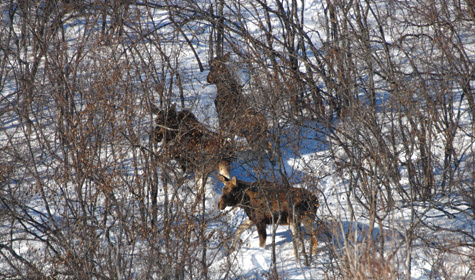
[217,175,319,265]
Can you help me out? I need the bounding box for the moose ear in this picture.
[150,103,160,114]
[231,176,237,185]
[218,174,228,183]
[223,52,231,61]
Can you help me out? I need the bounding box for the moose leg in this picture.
[231,218,254,251]
[302,216,318,265]
[302,217,318,255]
[291,221,306,262]
[256,222,267,248]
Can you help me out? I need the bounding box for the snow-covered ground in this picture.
[1,0,474,279]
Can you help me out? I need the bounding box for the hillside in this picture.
[1,0,474,279]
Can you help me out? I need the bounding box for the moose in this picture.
[217,175,319,265]
[207,53,272,159]
[152,104,234,198]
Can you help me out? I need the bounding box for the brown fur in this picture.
[207,53,270,152]
[217,175,319,263]
[152,104,233,189]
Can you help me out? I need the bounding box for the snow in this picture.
[1,0,475,279]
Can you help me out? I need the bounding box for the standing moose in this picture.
[207,53,273,159]
[217,175,319,266]
[152,104,233,199]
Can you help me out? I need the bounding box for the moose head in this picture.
[207,52,231,85]
[152,103,179,143]
[217,175,249,210]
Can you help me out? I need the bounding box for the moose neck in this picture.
[216,77,242,96]
[235,180,254,206]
